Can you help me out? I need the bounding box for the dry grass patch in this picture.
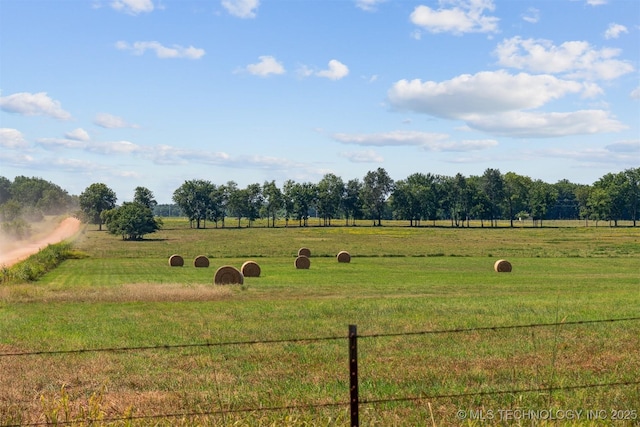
[1,283,233,304]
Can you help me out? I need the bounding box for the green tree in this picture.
[593,173,627,226]
[102,202,162,240]
[262,180,283,228]
[623,167,639,226]
[342,179,363,226]
[133,186,158,209]
[172,180,215,228]
[588,187,611,227]
[244,183,264,227]
[79,183,117,231]
[361,168,394,226]
[481,168,504,227]
[503,172,532,227]
[209,184,228,228]
[529,180,557,227]
[316,173,344,226]
[0,176,11,205]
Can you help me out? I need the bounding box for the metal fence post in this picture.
[349,324,359,427]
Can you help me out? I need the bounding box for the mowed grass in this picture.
[1,219,639,426]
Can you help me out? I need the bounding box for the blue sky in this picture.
[1,0,638,204]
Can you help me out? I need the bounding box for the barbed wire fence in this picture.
[2,316,639,427]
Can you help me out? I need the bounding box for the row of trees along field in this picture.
[166,167,638,229]
[1,167,638,241]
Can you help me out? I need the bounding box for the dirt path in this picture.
[0,217,82,267]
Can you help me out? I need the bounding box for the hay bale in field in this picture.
[298,247,311,258]
[337,251,351,263]
[194,255,210,268]
[214,266,244,285]
[168,254,184,267]
[295,255,310,269]
[494,259,512,273]
[241,260,261,277]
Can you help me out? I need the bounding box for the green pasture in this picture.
[1,219,639,426]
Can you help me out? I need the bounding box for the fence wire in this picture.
[2,316,638,426]
[2,316,638,358]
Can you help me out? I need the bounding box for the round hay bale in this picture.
[168,254,184,267]
[494,259,512,273]
[295,255,310,269]
[298,247,311,258]
[194,255,210,268]
[337,251,351,263]
[241,260,261,277]
[214,266,244,285]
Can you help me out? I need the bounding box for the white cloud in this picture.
[333,130,496,151]
[115,41,205,59]
[586,0,607,5]
[521,7,540,24]
[333,130,449,146]
[316,60,349,80]
[340,150,384,163]
[0,128,28,149]
[65,128,91,142]
[605,139,640,153]
[388,70,587,119]
[494,36,634,80]
[0,92,72,120]
[355,0,386,12]
[110,0,154,15]
[410,0,499,35]
[94,113,139,129]
[222,0,260,18]
[36,137,143,155]
[245,56,285,77]
[604,23,628,40]
[631,87,640,100]
[466,110,626,137]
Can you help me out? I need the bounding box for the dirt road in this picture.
[0,217,82,267]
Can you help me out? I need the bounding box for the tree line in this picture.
[1,167,637,241]
[167,167,639,230]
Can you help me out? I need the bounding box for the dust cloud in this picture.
[0,217,81,267]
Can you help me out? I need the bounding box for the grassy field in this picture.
[1,219,639,426]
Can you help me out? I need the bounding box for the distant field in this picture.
[1,219,639,426]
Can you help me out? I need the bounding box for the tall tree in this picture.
[623,167,639,226]
[133,186,158,210]
[361,168,394,226]
[550,179,581,220]
[244,183,264,227]
[481,168,504,227]
[79,183,117,231]
[172,179,215,229]
[503,172,532,227]
[209,184,228,228]
[316,173,345,226]
[262,180,283,228]
[342,178,363,226]
[529,180,558,227]
[593,172,627,226]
